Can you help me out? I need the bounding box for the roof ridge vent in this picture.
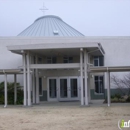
[53,30,59,35]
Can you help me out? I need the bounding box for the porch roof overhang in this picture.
[6,37,105,56]
[0,69,22,75]
[89,66,130,73]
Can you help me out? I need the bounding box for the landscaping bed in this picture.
[104,94,130,103]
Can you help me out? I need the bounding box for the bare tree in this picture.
[111,73,130,96]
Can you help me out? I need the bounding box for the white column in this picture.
[87,55,91,103]
[4,74,7,108]
[88,73,91,103]
[36,55,39,104]
[23,53,27,106]
[14,74,17,104]
[27,51,31,106]
[80,48,84,105]
[107,72,111,107]
[84,49,88,105]
[32,69,36,104]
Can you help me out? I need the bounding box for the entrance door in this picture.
[70,77,79,100]
[48,77,80,101]
[47,78,58,101]
[59,77,79,101]
[59,78,69,101]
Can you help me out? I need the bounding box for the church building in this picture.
[0,15,130,107]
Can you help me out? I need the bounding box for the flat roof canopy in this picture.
[89,66,130,73]
[0,69,22,75]
[6,37,105,56]
[1,66,130,75]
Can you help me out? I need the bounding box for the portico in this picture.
[0,14,130,108]
[7,37,104,107]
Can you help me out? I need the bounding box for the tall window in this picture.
[63,56,73,63]
[39,77,43,95]
[47,57,57,64]
[49,79,57,98]
[94,76,104,94]
[38,57,43,64]
[33,56,36,64]
[94,56,104,66]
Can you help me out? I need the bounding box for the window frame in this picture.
[39,77,43,96]
[94,75,104,95]
[93,56,104,66]
[47,56,57,64]
[38,57,43,64]
[63,56,73,63]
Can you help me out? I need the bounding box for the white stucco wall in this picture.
[85,36,130,89]
[0,36,130,89]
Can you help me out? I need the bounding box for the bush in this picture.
[0,82,23,105]
[111,95,115,99]
[0,94,4,104]
[126,95,130,102]
[114,94,121,100]
[0,90,23,105]
[16,90,23,104]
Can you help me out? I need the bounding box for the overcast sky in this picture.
[0,0,130,36]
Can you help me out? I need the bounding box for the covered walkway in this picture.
[1,66,130,108]
[89,66,130,107]
[0,69,22,107]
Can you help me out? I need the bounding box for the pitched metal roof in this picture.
[18,15,84,37]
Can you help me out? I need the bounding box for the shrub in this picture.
[0,82,23,105]
[126,95,130,102]
[111,95,115,99]
[0,94,4,104]
[114,94,121,100]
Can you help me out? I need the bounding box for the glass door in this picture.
[70,77,79,100]
[59,77,80,101]
[59,78,69,101]
[60,79,68,98]
[48,77,80,102]
[48,78,58,101]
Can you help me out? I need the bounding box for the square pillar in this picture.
[84,49,88,106]
[80,48,84,105]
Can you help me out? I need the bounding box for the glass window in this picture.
[47,57,57,64]
[94,59,98,66]
[47,57,52,63]
[94,56,104,66]
[39,78,43,95]
[38,57,42,64]
[69,57,73,63]
[33,56,36,64]
[49,79,57,98]
[63,56,73,63]
[52,57,57,63]
[94,76,104,94]
[99,56,103,66]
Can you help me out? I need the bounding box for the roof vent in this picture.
[53,30,59,35]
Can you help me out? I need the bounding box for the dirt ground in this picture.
[0,103,130,130]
